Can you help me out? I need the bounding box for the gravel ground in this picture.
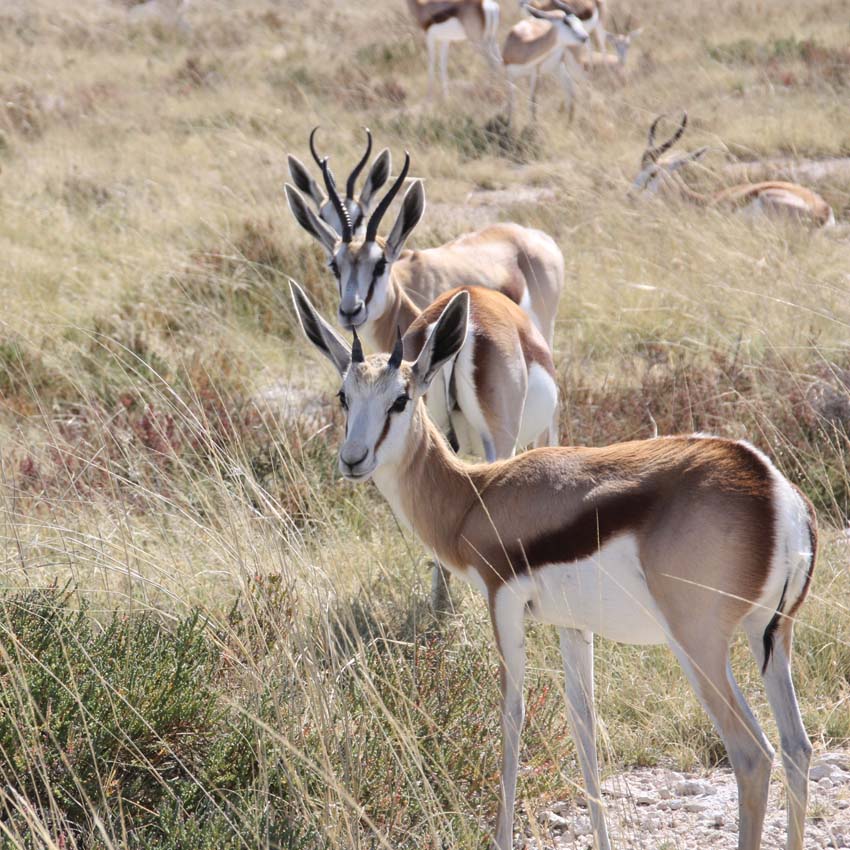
[528,752,850,849]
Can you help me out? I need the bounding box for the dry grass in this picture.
[1,0,849,847]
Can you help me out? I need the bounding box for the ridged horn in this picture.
[365,151,410,243]
[346,128,373,200]
[642,111,688,168]
[309,126,323,169]
[321,157,352,243]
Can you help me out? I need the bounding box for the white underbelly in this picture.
[524,535,668,644]
[429,18,467,42]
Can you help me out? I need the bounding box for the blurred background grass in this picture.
[1,0,849,847]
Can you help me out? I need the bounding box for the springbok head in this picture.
[632,112,709,193]
[290,280,469,480]
[286,151,423,331]
[287,127,391,238]
[524,1,590,46]
[606,12,642,65]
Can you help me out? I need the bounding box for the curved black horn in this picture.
[351,328,364,363]
[643,112,688,167]
[309,126,323,169]
[321,157,353,243]
[365,151,410,243]
[388,326,404,369]
[346,127,373,200]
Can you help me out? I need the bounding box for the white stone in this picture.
[810,763,838,782]
[819,777,835,791]
[684,800,709,813]
[675,779,717,796]
[572,816,593,837]
[538,811,569,831]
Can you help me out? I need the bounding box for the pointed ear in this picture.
[667,147,709,174]
[412,290,469,390]
[359,148,391,208]
[285,184,339,255]
[289,279,351,377]
[385,180,425,261]
[287,155,324,206]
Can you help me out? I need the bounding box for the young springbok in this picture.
[292,287,816,850]
[406,0,501,98]
[503,2,590,123]
[287,127,391,239]
[634,112,835,226]
[285,152,564,350]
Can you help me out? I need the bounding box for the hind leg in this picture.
[667,631,774,850]
[746,621,811,850]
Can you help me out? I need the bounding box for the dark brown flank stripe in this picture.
[469,439,777,597]
[490,489,659,579]
[424,8,457,28]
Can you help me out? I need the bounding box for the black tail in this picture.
[761,579,788,674]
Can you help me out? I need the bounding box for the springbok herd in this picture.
[277,1,832,849]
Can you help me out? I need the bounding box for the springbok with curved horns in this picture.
[634,112,835,226]
[530,0,606,61]
[284,152,564,351]
[503,2,589,122]
[291,286,817,850]
[287,128,391,238]
[406,0,502,98]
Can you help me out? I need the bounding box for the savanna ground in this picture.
[1,0,849,848]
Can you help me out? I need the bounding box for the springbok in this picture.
[503,3,590,123]
[287,128,391,239]
[577,13,641,75]
[291,286,817,850]
[405,0,501,98]
[284,152,564,350]
[634,112,835,226]
[530,0,606,61]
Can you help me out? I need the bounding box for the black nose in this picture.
[340,304,364,321]
[342,449,368,471]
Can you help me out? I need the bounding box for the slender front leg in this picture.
[528,68,539,123]
[490,586,527,850]
[439,40,450,97]
[427,30,437,99]
[430,560,453,617]
[557,61,575,123]
[558,629,611,850]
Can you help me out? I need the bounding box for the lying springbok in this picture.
[578,12,641,75]
[634,112,835,226]
[287,128,391,239]
[292,286,817,850]
[503,3,590,123]
[406,0,501,98]
[284,152,564,350]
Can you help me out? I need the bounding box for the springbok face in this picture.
[525,3,589,44]
[556,11,590,44]
[287,127,391,238]
[286,152,424,331]
[632,111,708,194]
[290,281,469,480]
[606,28,641,64]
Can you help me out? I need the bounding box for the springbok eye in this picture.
[374,257,387,278]
[389,394,409,414]
[337,390,348,410]
[329,259,340,278]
